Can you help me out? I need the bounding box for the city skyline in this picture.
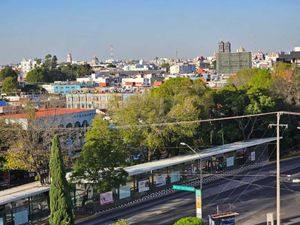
[0,0,299,64]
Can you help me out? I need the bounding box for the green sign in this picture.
[172,185,195,192]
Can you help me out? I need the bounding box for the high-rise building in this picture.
[67,53,72,64]
[218,41,225,53]
[224,41,231,53]
[218,41,231,53]
[216,42,251,74]
[91,56,100,66]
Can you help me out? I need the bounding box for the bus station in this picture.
[0,137,276,225]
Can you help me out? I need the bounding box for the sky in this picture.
[0,0,299,64]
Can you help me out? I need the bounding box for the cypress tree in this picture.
[49,135,74,225]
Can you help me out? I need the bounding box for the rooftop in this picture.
[0,181,49,205]
[125,137,277,176]
[0,108,95,119]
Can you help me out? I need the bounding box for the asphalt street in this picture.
[78,157,300,225]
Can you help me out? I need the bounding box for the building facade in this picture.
[66,92,134,111]
[218,41,231,53]
[216,52,252,74]
[76,74,111,87]
[0,108,96,129]
[277,47,300,68]
[169,64,196,74]
[42,82,95,95]
[121,75,151,88]
[19,58,39,81]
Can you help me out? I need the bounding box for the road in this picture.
[78,157,300,225]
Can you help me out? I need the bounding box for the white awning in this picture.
[124,137,277,176]
[0,182,50,205]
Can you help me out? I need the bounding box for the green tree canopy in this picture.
[228,68,272,90]
[0,66,18,81]
[60,63,94,80]
[110,219,129,225]
[270,62,300,107]
[161,63,170,72]
[26,67,47,83]
[1,77,18,95]
[49,135,74,225]
[211,84,277,141]
[73,115,128,192]
[174,217,203,225]
[26,54,94,83]
[110,78,213,159]
[44,54,58,70]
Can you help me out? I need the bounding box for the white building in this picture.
[169,63,196,74]
[123,60,156,71]
[66,53,72,64]
[76,73,110,87]
[122,75,151,88]
[19,58,38,80]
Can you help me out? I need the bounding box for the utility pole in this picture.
[276,112,280,225]
[269,112,287,225]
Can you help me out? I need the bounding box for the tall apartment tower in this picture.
[218,41,231,53]
[224,41,231,53]
[216,41,251,74]
[218,41,225,53]
[67,53,72,64]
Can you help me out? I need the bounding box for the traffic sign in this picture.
[172,185,195,192]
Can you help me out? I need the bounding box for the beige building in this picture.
[66,92,134,111]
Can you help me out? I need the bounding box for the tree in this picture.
[228,68,272,90]
[174,217,203,225]
[270,62,300,108]
[107,63,116,68]
[60,64,94,80]
[4,103,60,184]
[49,135,74,225]
[26,67,47,83]
[211,83,277,142]
[73,115,128,192]
[77,64,93,77]
[110,78,213,160]
[1,77,18,95]
[110,219,129,225]
[0,66,18,81]
[44,54,57,70]
[161,63,170,72]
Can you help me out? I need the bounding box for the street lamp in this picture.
[180,142,203,219]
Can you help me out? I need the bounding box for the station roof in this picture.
[0,182,49,205]
[0,137,277,205]
[124,137,277,176]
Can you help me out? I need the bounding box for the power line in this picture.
[230,138,277,206]
[206,127,275,207]
[0,111,276,130]
[117,111,277,129]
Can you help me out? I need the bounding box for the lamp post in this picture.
[180,142,202,219]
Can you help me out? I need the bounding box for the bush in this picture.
[110,219,129,225]
[174,217,203,225]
